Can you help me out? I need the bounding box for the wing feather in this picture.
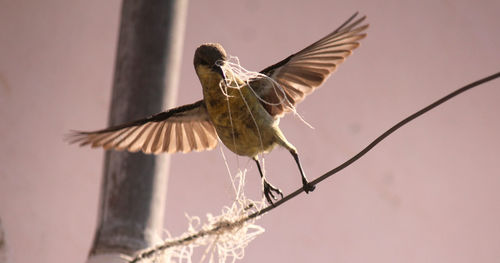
[256,13,369,117]
[68,100,218,154]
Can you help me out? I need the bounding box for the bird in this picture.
[69,13,368,204]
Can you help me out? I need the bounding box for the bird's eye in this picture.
[215,60,224,67]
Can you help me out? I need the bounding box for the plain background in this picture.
[1,0,499,262]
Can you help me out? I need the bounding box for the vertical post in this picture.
[0,219,7,263]
[87,0,188,262]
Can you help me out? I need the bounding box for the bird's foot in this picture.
[263,180,283,205]
[302,179,316,193]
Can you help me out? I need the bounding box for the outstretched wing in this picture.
[256,12,368,117]
[68,100,218,154]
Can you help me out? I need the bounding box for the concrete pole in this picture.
[0,219,7,263]
[87,0,188,261]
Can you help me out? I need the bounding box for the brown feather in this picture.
[68,100,218,154]
[256,13,369,117]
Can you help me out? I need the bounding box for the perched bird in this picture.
[69,13,368,204]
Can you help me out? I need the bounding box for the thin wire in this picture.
[247,71,500,219]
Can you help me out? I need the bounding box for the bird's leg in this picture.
[290,150,316,193]
[253,157,283,204]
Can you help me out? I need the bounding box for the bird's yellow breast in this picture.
[195,65,280,157]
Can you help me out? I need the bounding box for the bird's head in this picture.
[193,43,227,78]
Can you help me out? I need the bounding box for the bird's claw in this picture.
[263,180,283,205]
[302,180,316,193]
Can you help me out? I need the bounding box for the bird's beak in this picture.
[213,62,226,80]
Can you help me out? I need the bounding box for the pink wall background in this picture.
[1,0,499,262]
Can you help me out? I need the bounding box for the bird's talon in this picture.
[303,182,316,193]
[263,181,283,205]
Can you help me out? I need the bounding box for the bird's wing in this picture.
[255,12,368,117]
[68,100,218,154]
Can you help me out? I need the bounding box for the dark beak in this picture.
[213,63,225,79]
